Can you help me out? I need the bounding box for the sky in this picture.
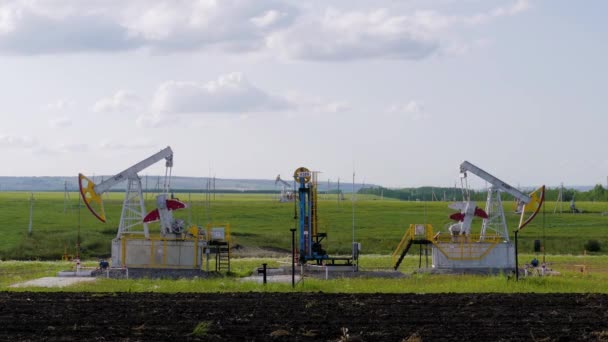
[0,0,607,188]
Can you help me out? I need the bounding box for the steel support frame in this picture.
[481,187,509,241]
[116,176,149,239]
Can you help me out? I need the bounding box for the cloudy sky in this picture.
[1,0,606,188]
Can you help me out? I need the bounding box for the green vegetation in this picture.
[2,255,608,293]
[191,321,212,337]
[1,192,608,259]
[360,184,608,202]
[584,239,602,252]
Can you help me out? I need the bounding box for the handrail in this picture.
[391,224,434,266]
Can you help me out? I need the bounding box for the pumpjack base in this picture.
[111,236,208,270]
[431,242,515,270]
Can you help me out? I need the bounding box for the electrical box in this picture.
[211,227,225,241]
[414,224,426,237]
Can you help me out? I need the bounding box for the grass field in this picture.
[2,254,608,293]
[1,192,607,260]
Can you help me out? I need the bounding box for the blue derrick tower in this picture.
[294,167,328,264]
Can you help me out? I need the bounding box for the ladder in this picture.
[215,242,230,272]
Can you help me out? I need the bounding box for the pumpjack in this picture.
[392,161,545,272]
[275,174,295,202]
[78,147,229,270]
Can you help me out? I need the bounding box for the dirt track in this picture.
[0,292,606,341]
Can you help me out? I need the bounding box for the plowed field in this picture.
[0,292,606,341]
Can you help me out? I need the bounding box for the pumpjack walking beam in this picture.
[78,146,174,238]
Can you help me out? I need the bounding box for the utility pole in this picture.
[63,181,71,214]
[28,193,34,236]
[352,171,355,247]
[188,192,192,224]
[554,182,563,214]
[337,178,341,204]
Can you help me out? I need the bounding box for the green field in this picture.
[2,254,607,293]
[1,192,607,260]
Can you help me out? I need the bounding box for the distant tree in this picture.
[591,184,606,201]
[584,240,601,252]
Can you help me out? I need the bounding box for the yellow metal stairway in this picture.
[215,243,230,272]
[393,239,414,270]
[392,224,434,270]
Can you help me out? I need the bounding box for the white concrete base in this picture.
[10,277,96,288]
[57,270,94,277]
[241,275,302,284]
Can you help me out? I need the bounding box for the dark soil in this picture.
[0,292,606,341]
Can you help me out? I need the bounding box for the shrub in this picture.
[584,240,601,252]
[192,321,212,337]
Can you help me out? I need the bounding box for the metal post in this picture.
[542,200,546,264]
[352,171,355,248]
[262,263,267,285]
[514,230,519,281]
[206,248,210,272]
[77,193,81,260]
[28,193,34,236]
[299,178,306,257]
[290,228,296,288]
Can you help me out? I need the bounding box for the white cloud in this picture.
[135,73,351,126]
[151,72,291,114]
[49,116,72,128]
[99,140,155,150]
[267,8,439,61]
[316,101,351,114]
[0,0,529,59]
[466,0,531,25]
[441,38,493,56]
[93,90,140,113]
[122,0,297,52]
[42,99,75,111]
[250,10,285,28]
[0,1,139,54]
[388,101,428,120]
[267,1,531,61]
[42,99,75,127]
[285,93,351,114]
[0,0,297,54]
[0,134,38,148]
[56,143,88,153]
[135,112,174,128]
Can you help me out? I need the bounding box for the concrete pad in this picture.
[10,277,97,288]
[241,275,302,284]
[57,270,94,277]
